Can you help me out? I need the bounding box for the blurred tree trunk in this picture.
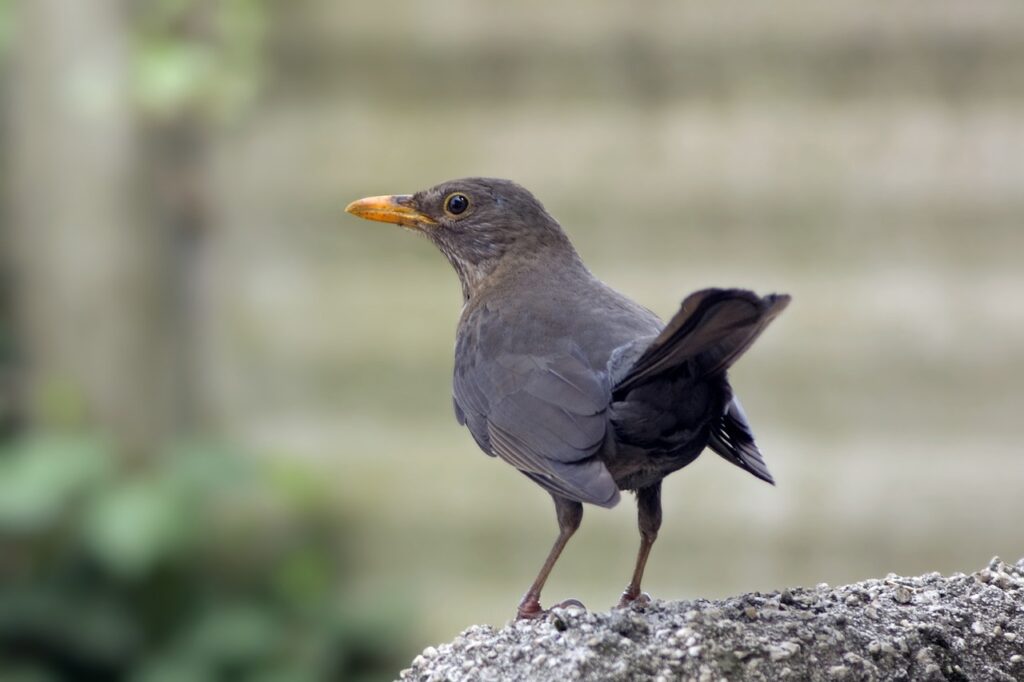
[137,0,222,435]
[0,41,17,439]
[143,113,215,435]
[0,228,19,440]
[6,0,175,454]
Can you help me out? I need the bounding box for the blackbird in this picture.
[346,178,789,620]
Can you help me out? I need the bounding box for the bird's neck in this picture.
[449,254,492,303]
[448,242,586,304]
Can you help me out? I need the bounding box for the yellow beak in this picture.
[345,194,437,230]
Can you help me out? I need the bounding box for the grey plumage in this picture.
[346,177,790,618]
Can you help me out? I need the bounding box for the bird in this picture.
[345,178,789,620]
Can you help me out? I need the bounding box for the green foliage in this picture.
[132,0,269,121]
[0,434,411,681]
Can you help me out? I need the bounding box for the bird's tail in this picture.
[612,288,790,398]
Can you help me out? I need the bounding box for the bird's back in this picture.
[458,261,661,366]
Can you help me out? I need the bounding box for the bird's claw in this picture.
[616,589,652,609]
[552,598,587,611]
[515,597,587,621]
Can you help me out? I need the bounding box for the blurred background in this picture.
[2,1,1023,679]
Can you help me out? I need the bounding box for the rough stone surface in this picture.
[398,558,1024,681]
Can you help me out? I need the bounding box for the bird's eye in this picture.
[444,193,470,216]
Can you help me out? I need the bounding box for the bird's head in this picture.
[346,178,578,299]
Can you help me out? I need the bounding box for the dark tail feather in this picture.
[613,288,790,398]
[708,396,775,484]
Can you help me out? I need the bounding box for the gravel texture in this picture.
[398,557,1024,681]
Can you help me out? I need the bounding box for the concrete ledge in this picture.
[399,558,1024,681]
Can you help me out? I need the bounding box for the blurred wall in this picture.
[3,0,1024,660]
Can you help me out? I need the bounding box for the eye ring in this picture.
[444,193,470,216]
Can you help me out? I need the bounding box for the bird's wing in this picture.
[454,349,620,507]
[707,396,775,484]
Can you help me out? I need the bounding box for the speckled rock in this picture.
[398,558,1024,681]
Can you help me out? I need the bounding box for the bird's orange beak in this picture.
[345,194,437,230]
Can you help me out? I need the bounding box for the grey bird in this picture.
[346,178,790,620]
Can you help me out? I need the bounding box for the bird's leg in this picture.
[618,482,662,608]
[516,495,583,620]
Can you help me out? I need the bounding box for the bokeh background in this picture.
[2,1,1023,679]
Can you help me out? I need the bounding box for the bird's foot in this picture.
[616,588,652,610]
[515,597,587,621]
[515,596,545,621]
